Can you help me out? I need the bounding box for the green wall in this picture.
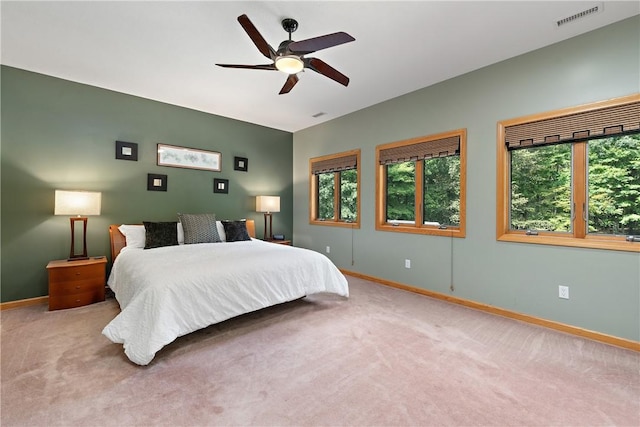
[293,17,640,341]
[1,66,293,302]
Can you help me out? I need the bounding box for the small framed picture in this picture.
[213,178,229,194]
[234,156,248,172]
[147,174,167,191]
[115,141,138,161]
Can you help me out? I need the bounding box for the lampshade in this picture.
[256,196,280,213]
[275,56,304,74]
[54,190,102,216]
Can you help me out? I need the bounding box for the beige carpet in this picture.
[1,275,638,426]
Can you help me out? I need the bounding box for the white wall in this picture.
[292,16,640,341]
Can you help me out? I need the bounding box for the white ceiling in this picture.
[2,1,638,132]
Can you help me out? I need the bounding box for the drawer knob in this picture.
[75,286,81,289]
[75,272,81,276]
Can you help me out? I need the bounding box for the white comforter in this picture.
[102,239,349,365]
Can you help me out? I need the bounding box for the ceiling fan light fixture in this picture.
[275,55,304,74]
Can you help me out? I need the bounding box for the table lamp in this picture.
[54,190,102,260]
[256,195,280,240]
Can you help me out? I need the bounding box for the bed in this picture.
[102,218,349,365]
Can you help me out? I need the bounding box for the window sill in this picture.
[310,220,360,229]
[497,232,640,252]
[376,223,465,238]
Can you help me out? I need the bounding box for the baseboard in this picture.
[341,269,640,352]
[0,296,48,310]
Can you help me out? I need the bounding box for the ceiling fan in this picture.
[216,14,355,94]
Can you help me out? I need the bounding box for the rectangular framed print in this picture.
[157,144,221,172]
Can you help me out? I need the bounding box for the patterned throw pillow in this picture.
[177,213,221,244]
[143,221,179,249]
[221,220,251,242]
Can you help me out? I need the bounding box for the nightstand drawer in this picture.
[49,277,105,296]
[49,291,104,311]
[48,263,103,282]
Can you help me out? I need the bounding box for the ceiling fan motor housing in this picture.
[278,39,295,54]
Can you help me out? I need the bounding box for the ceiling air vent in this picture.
[556,3,603,27]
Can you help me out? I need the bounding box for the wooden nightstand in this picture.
[46,256,107,311]
[265,239,292,246]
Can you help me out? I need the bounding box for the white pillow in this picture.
[216,220,226,242]
[177,222,184,244]
[118,225,145,249]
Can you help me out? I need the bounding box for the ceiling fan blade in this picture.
[304,57,350,86]
[237,14,276,60]
[279,74,299,95]
[288,32,355,55]
[216,63,276,71]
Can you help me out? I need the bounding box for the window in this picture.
[376,129,466,237]
[309,149,360,228]
[497,94,640,252]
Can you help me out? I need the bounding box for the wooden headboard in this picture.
[109,219,256,261]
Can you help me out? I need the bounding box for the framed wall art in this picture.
[157,144,221,172]
[213,178,229,194]
[115,140,138,161]
[234,156,248,172]
[147,174,168,191]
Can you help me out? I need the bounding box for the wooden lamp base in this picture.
[68,216,89,261]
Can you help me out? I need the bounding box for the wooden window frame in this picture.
[309,149,361,228]
[496,94,640,252]
[375,129,467,238]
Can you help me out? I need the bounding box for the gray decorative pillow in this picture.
[177,213,221,244]
[143,221,178,249]
[221,220,251,242]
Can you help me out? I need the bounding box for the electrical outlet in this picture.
[326,246,330,254]
[405,259,411,269]
[558,285,569,299]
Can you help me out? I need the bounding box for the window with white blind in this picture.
[375,129,467,237]
[309,149,361,228]
[497,93,640,252]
